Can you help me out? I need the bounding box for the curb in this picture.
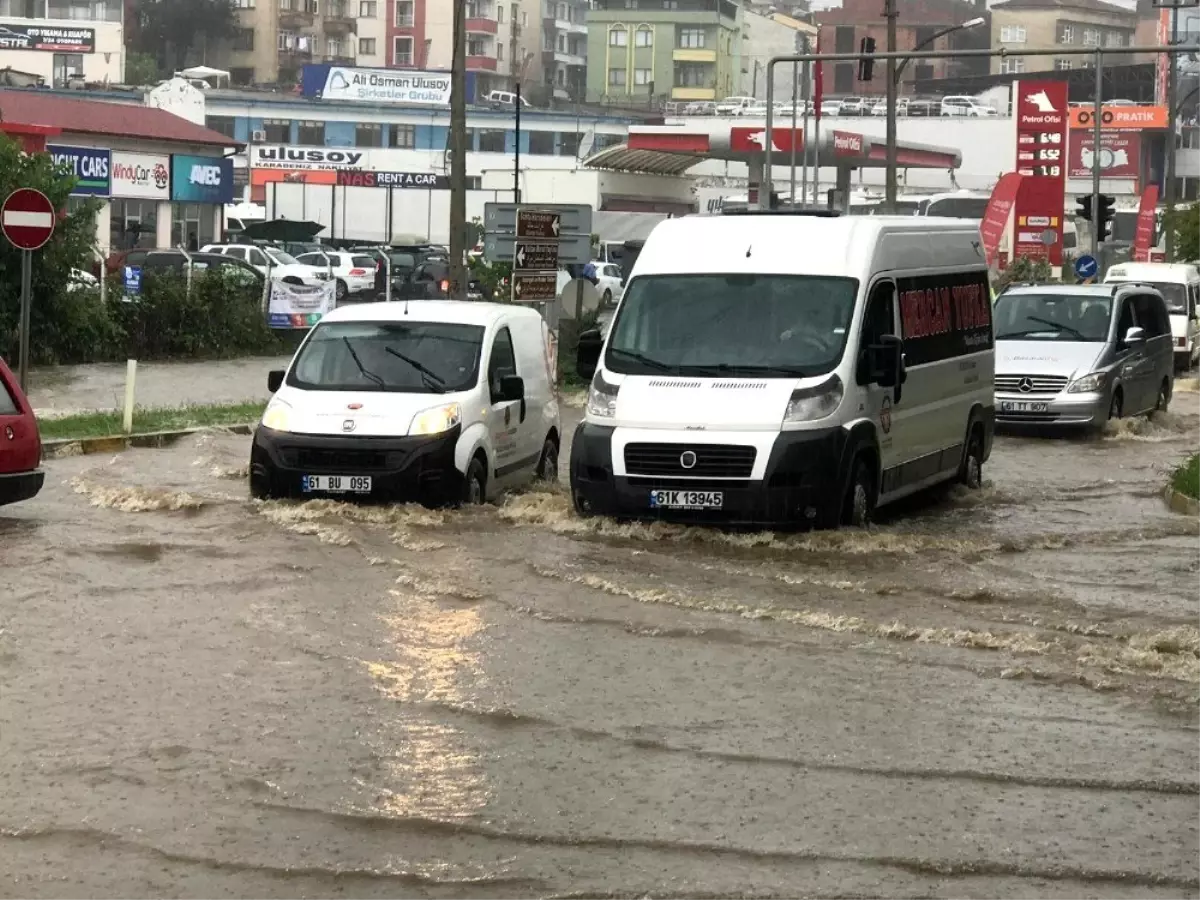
[1164,487,1200,517]
[43,423,255,460]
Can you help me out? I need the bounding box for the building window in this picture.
[359,37,376,54]
[297,120,325,144]
[278,30,294,50]
[479,129,505,152]
[110,199,158,251]
[1058,24,1074,43]
[359,0,375,13]
[608,67,626,86]
[560,132,581,156]
[263,119,290,142]
[205,115,236,138]
[393,35,414,64]
[390,123,416,147]
[497,42,504,60]
[466,37,489,56]
[231,27,254,51]
[327,38,345,57]
[609,25,627,46]
[171,204,215,252]
[634,25,652,47]
[633,67,651,85]
[677,28,705,48]
[1105,31,1124,47]
[395,0,413,26]
[1082,28,1100,46]
[674,63,709,86]
[234,0,255,7]
[1055,58,1072,70]
[355,122,382,147]
[51,52,83,88]
[999,57,1025,73]
[529,131,555,154]
[496,4,503,22]
[999,25,1026,43]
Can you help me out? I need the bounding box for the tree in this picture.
[1170,203,1199,264]
[994,256,1056,293]
[0,135,105,363]
[129,0,238,76]
[124,51,161,86]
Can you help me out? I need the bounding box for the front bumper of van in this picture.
[994,391,1108,427]
[569,423,846,526]
[250,424,463,502]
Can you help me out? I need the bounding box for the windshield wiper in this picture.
[384,346,447,393]
[996,329,1057,339]
[342,337,385,388]
[1025,315,1086,340]
[608,347,676,372]
[689,363,815,377]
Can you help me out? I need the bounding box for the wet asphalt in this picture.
[1,386,1198,898]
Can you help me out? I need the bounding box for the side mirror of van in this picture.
[267,370,285,392]
[577,328,603,381]
[1122,326,1146,349]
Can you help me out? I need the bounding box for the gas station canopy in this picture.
[584,122,962,175]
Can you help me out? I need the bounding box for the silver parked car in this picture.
[993,283,1175,429]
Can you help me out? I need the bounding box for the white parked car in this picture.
[941,96,997,117]
[716,95,757,116]
[67,268,99,292]
[200,243,328,286]
[819,99,843,117]
[295,250,379,301]
[592,261,625,305]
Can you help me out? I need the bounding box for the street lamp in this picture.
[884,15,986,212]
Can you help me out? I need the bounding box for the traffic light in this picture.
[1075,196,1093,222]
[858,36,876,82]
[1095,194,1115,242]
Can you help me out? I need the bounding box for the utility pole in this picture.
[1090,48,1104,259]
[514,82,522,203]
[884,0,898,213]
[1163,1,1180,261]
[448,0,468,300]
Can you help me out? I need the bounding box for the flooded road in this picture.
[2,395,1198,898]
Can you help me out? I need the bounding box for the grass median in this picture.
[1171,453,1199,501]
[39,402,267,442]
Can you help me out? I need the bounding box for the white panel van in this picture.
[569,212,996,528]
[1103,262,1200,371]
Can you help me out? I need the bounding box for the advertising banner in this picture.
[111,151,171,200]
[1067,132,1140,179]
[1132,185,1160,261]
[170,154,234,204]
[335,170,449,188]
[980,172,1023,268]
[1068,105,1167,131]
[47,144,110,196]
[316,67,452,106]
[252,146,367,169]
[267,280,337,329]
[0,24,95,52]
[1013,81,1069,265]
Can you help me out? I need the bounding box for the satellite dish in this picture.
[577,129,596,160]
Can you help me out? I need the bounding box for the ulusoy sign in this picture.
[335,170,449,189]
[0,24,95,52]
[316,66,452,106]
[253,147,365,170]
[1013,81,1068,265]
[47,144,110,196]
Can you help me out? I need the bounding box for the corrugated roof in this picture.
[0,89,238,147]
[582,144,701,176]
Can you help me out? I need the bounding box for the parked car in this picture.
[486,90,530,108]
[869,97,907,116]
[200,243,328,285]
[391,259,493,302]
[683,100,717,115]
[819,99,843,117]
[716,95,757,116]
[295,250,380,301]
[993,283,1175,430]
[907,98,939,117]
[838,96,867,116]
[139,250,264,288]
[68,268,99,292]
[0,355,43,507]
[941,95,996,117]
[592,261,625,305]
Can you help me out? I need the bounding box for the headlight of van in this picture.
[1067,372,1106,393]
[782,374,844,425]
[586,371,620,418]
[410,402,462,436]
[261,399,293,432]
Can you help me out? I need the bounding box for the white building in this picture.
[740,7,817,101]
[0,0,122,87]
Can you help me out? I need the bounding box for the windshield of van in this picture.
[1128,282,1186,314]
[994,293,1112,342]
[288,321,485,393]
[604,274,858,377]
[917,196,989,219]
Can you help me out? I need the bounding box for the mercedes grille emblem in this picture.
[342,419,356,432]
[1018,377,1034,393]
[679,450,697,470]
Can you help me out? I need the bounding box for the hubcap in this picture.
[852,483,868,525]
[469,476,483,504]
[544,446,558,478]
[967,455,981,487]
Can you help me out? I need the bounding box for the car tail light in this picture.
[440,279,450,293]
[349,268,367,275]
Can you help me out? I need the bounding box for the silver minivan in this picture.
[993,283,1175,429]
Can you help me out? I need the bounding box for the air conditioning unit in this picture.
[251,129,267,141]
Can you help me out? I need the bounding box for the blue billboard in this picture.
[48,144,111,196]
[170,154,234,204]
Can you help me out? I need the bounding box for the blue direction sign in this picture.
[1074,254,1099,281]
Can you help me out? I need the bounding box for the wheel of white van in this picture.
[1108,389,1124,421]
[602,289,612,305]
[462,457,487,505]
[335,279,348,302]
[841,458,875,528]
[959,431,983,489]
[536,437,559,482]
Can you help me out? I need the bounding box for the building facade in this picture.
[740,7,817,100]
[586,0,742,106]
[0,0,122,87]
[988,0,1137,76]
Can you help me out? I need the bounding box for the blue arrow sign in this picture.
[1074,255,1098,280]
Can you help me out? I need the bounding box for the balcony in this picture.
[323,1,356,33]
[278,45,314,66]
[279,1,316,28]
[466,17,498,34]
[321,54,355,65]
[671,86,716,100]
[466,54,497,71]
[673,47,716,62]
[552,50,585,67]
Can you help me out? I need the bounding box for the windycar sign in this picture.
[111,151,171,200]
[170,154,234,204]
[317,66,451,106]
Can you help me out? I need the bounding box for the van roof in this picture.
[320,300,540,327]
[1105,262,1200,283]
[634,214,985,279]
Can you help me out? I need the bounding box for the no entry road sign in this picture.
[2,188,55,251]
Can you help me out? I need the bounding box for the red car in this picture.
[0,357,43,506]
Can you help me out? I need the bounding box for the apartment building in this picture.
[741,6,817,100]
[419,0,512,97]
[0,0,123,86]
[989,0,1137,75]
[524,0,588,103]
[217,0,370,84]
[586,0,742,106]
